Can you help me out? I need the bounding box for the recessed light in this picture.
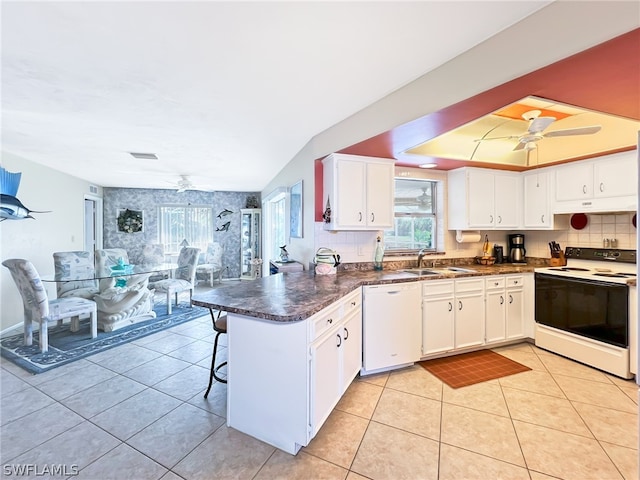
[419,163,437,169]
[129,152,158,160]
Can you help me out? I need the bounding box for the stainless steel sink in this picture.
[400,268,440,276]
[445,267,477,273]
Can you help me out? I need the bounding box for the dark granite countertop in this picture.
[192,264,536,323]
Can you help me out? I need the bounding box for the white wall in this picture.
[1,153,99,331]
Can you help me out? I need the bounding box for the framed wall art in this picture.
[117,208,144,233]
[289,180,303,238]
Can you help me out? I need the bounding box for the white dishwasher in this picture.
[361,282,422,375]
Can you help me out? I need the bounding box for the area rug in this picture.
[0,303,210,375]
[419,350,531,388]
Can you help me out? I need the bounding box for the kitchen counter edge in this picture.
[191,264,535,323]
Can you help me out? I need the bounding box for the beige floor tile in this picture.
[441,403,524,466]
[498,369,565,398]
[160,472,183,480]
[491,341,535,354]
[572,401,638,449]
[152,364,211,401]
[0,370,31,397]
[122,354,191,386]
[255,450,347,480]
[1,358,35,379]
[61,374,146,418]
[142,332,197,354]
[494,349,547,371]
[372,388,441,441]
[303,409,369,468]
[173,426,275,480]
[9,421,120,476]
[188,380,227,418]
[443,381,509,417]
[439,443,530,480]
[502,387,592,437]
[620,386,639,404]
[166,338,213,364]
[554,374,638,413]
[0,384,54,426]
[86,342,162,373]
[127,403,225,468]
[514,420,623,480]
[21,358,93,386]
[35,362,117,401]
[91,388,181,440]
[357,371,389,387]
[78,443,167,479]
[0,403,84,463]
[130,330,173,346]
[600,441,639,480]
[539,354,612,383]
[345,472,369,480]
[529,472,564,480]
[334,379,383,419]
[384,364,443,401]
[351,422,439,480]
[605,374,638,389]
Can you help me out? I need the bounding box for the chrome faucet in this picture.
[417,249,426,268]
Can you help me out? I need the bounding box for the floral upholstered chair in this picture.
[151,247,201,315]
[2,259,97,352]
[52,251,99,300]
[196,242,225,286]
[140,243,167,282]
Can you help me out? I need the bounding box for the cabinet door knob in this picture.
[541,215,545,223]
[327,318,333,325]
[500,295,504,305]
[583,185,587,194]
[448,302,452,312]
[358,212,362,222]
[498,215,502,224]
[509,294,513,304]
[494,282,499,286]
[371,212,375,222]
[344,327,349,340]
[514,280,518,285]
[489,215,494,223]
[599,182,604,192]
[336,334,342,347]
[351,301,356,306]
[458,301,463,311]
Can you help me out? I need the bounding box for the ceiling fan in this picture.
[168,175,207,193]
[475,110,602,151]
[417,187,430,206]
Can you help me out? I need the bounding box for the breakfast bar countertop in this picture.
[191,263,536,323]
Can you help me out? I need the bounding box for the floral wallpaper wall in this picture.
[103,188,261,279]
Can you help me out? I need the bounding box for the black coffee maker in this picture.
[508,234,526,263]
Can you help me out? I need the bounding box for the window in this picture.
[384,178,437,252]
[158,205,214,254]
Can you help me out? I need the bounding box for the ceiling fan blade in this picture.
[473,135,520,142]
[512,142,526,151]
[543,125,602,137]
[528,116,556,134]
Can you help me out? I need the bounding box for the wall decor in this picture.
[0,166,51,221]
[245,195,260,209]
[290,180,303,238]
[117,208,144,233]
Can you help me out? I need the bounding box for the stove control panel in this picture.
[565,247,636,264]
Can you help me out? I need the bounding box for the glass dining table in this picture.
[41,263,178,332]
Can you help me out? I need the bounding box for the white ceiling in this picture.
[1,1,552,192]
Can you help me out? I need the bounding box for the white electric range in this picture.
[534,247,637,379]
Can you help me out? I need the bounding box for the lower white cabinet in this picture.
[227,288,362,455]
[484,275,527,344]
[422,278,484,355]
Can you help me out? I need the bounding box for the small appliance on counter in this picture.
[493,245,504,264]
[508,234,526,264]
[314,247,341,275]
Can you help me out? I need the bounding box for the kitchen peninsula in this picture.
[192,264,535,454]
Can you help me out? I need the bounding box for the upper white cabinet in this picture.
[448,167,520,230]
[522,169,554,229]
[553,151,637,213]
[323,153,394,230]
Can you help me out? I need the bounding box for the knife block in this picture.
[549,252,566,267]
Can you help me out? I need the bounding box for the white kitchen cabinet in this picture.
[322,153,394,230]
[505,278,525,340]
[522,169,554,229]
[362,282,422,374]
[553,151,637,213]
[485,277,507,344]
[448,167,520,230]
[454,279,485,349]
[310,289,362,436]
[422,280,455,355]
[422,278,484,355]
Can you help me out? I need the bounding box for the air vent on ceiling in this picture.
[129,152,158,160]
[89,185,98,194]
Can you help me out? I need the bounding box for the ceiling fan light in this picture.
[419,163,437,169]
[524,141,537,151]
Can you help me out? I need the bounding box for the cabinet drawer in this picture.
[455,278,484,293]
[485,277,505,290]
[342,289,362,317]
[309,304,341,341]
[422,280,455,297]
[506,276,524,288]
